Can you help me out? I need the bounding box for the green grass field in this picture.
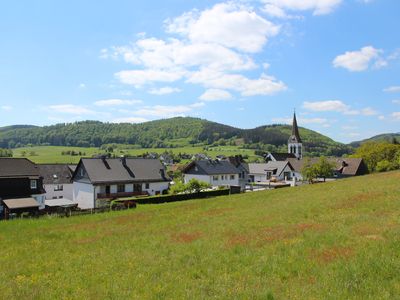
[12,145,259,164]
[1,171,399,299]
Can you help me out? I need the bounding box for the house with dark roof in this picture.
[37,164,75,201]
[226,156,249,190]
[248,161,294,182]
[182,160,240,189]
[0,158,46,218]
[286,157,368,181]
[71,157,170,209]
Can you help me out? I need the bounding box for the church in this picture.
[266,112,368,181]
[265,112,303,162]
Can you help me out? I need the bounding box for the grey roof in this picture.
[268,153,297,161]
[76,158,169,184]
[184,160,239,175]
[0,158,40,178]
[249,161,293,176]
[38,164,74,184]
[287,157,367,176]
[3,198,40,209]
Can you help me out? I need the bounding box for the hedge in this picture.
[115,186,241,205]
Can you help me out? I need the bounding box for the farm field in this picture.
[0,171,399,298]
[11,145,259,164]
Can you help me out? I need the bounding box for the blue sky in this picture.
[0,0,399,143]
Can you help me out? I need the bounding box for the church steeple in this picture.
[288,111,303,159]
[290,112,302,143]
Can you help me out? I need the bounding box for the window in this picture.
[145,183,150,189]
[283,172,291,180]
[117,184,125,193]
[213,176,218,181]
[54,184,63,191]
[80,168,84,176]
[266,172,272,180]
[230,175,235,180]
[30,180,37,189]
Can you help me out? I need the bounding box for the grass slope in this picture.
[1,172,400,299]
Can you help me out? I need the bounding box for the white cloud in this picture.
[1,105,12,111]
[104,2,287,98]
[78,83,86,89]
[148,86,182,95]
[165,2,280,53]
[378,115,385,120]
[110,38,256,72]
[392,112,400,120]
[111,117,148,123]
[263,0,342,16]
[94,99,142,106]
[133,103,204,118]
[47,104,96,115]
[272,117,329,125]
[262,4,290,18]
[188,69,286,96]
[384,86,400,93]
[115,69,186,87]
[199,89,232,101]
[303,100,349,112]
[303,100,378,116]
[333,46,384,72]
[392,100,400,104]
[360,107,378,116]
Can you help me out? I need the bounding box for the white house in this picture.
[248,161,294,182]
[38,164,75,201]
[72,157,170,209]
[182,160,240,188]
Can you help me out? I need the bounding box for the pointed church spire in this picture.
[290,111,302,143]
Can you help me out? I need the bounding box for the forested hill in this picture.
[350,133,400,147]
[0,117,351,156]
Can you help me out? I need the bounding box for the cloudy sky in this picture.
[0,0,399,143]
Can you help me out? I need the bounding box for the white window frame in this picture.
[30,179,37,189]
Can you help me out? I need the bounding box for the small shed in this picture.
[2,198,40,220]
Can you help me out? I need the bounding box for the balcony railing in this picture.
[96,191,148,199]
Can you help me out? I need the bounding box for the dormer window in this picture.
[30,180,37,189]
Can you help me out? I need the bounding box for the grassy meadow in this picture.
[12,145,258,164]
[1,171,400,299]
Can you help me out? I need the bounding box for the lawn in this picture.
[12,145,259,164]
[0,171,399,299]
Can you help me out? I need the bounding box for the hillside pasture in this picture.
[12,145,258,164]
[0,171,399,298]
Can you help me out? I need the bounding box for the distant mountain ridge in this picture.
[0,117,352,156]
[350,133,400,147]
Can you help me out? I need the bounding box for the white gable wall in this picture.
[73,182,95,209]
[184,174,239,187]
[44,183,73,200]
[143,182,170,195]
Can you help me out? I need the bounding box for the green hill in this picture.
[0,117,351,156]
[350,133,400,147]
[0,171,399,298]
